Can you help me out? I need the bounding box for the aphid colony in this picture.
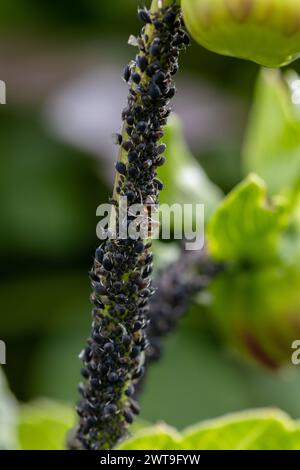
[145,249,216,366]
[71,3,189,450]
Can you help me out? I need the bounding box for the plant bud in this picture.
[182,0,300,67]
[210,264,300,369]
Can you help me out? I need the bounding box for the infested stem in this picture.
[112,0,178,204]
[71,0,189,451]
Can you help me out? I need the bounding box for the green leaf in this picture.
[243,69,300,195]
[158,114,223,222]
[18,400,75,450]
[0,369,18,450]
[117,424,182,450]
[181,409,300,450]
[118,409,300,450]
[207,174,288,264]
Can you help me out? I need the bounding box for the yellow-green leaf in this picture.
[18,400,75,450]
[207,174,287,264]
[0,369,18,450]
[118,409,300,450]
[118,423,182,450]
[243,69,300,195]
[158,114,222,222]
[181,409,300,450]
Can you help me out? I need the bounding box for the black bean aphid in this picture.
[124,410,134,424]
[102,255,113,271]
[181,32,190,46]
[149,42,160,57]
[136,121,147,132]
[135,241,144,253]
[133,321,143,332]
[130,346,140,358]
[137,55,148,72]
[115,161,127,176]
[122,141,132,152]
[93,282,106,295]
[122,334,131,347]
[123,64,131,82]
[90,378,101,390]
[130,400,140,415]
[116,293,126,303]
[108,372,119,383]
[131,72,141,84]
[104,404,118,416]
[128,166,139,178]
[112,133,123,145]
[154,178,164,191]
[128,150,138,162]
[166,86,176,99]
[73,1,187,452]
[103,342,114,354]
[155,156,166,167]
[153,71,166,84]
[148,82,161,100]
[132,366,145,379]
[95,248,104,263]
[157,143,166,155]
[125,385,135,397]
[126,191,135,203]
[126,115,135,126]
[138,9,151,24]
[164,10,176,26]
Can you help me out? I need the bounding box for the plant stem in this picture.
[112,0,177,204]
[71,0,188,451]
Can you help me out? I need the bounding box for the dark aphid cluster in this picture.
[145,248,220,366]
[71,2,189,451]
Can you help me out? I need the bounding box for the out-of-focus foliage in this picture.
[182,0,300,68]
[0,369,18,450]
[209,264,300,369]
[3,370,300,450]
[119,409,300,450]
[18,400,75,450]
[1,0,300,452]
[0,0,139,34]
[0,111,103,261]
[159,114,223,220]
[243,69,300,195]
[205,68,300,370]
[208,174,288,264]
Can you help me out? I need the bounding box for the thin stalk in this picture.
[112,0,177,203]
[70,0,189,451]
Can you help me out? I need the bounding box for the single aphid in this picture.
[137,55,148,72]
[131,72,141,84]
[115,161,127,176]
[123,64,131,82]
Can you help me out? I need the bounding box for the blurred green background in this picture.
[1,0,300,434]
